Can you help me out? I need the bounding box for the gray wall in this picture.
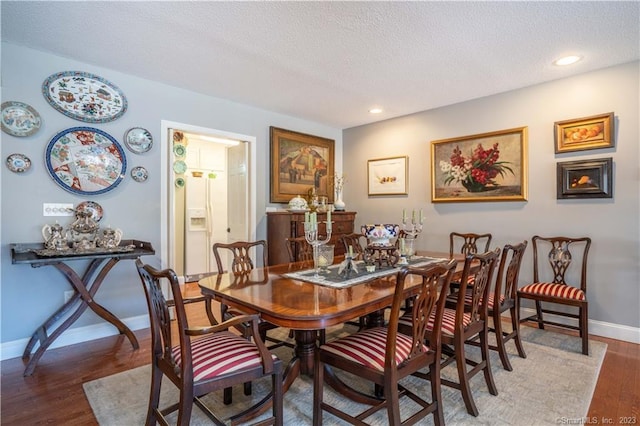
[0,43,342,345]
[343,62,639,335]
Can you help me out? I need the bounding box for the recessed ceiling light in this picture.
[369,108,383,114]
[554,55,582,66]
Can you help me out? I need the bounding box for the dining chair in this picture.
[517,235,591,355]
[212,240,291,403]
[285,236,313,263]
[465,241,528,371]
[449,232,493,290]
[403,249,501,417]
[339,232,367,259]
[313,259,458,426]
[134,259,283,426]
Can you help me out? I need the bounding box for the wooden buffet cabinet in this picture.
[266,211,357,266]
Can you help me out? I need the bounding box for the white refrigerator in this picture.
[184,171,228,282]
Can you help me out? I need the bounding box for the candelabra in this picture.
[304,221,332,278]
[400,209,424,262]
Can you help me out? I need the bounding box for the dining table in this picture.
[198,250,466,406]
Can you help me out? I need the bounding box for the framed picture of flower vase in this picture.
[367,156,408,196]
[431,127,528,203]
[270,126,335,203]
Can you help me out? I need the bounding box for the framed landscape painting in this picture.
[270,127,335,203]
[431,127,528,203]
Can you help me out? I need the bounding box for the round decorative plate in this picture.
[6,153,32,173]
[45,127,127,195]
[173,143,186,157]
[173,160,187,174]
[175,177,185,187]
[76,201,104,222]
[1,101,42,137]
[131,166,149,182]
[42,71,128,123]
[124,127,153,154]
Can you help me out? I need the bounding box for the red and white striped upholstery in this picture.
[172,331,276,381]
[463,292,505,309]
[320,327,427,371]
[398,307,472,337]
[519,282,585,301]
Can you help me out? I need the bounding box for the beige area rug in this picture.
[84,326,606,425]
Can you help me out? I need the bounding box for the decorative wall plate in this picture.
[124,127,153,154]
[173,160,187,174]
[6,153,32,173]
[45,127,127,195]
[42,71,128,123]
[1,101,42,137]
[173,143,186,157]
[76,201,104,222]
[131,166,149,182]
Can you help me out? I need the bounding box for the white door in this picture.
[227,142,249,242]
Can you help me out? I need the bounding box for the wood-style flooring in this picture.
[1,284,638,425]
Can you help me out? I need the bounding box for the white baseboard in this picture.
[517,308,640,344]
[2,310,637,362]
[0,314,150,361]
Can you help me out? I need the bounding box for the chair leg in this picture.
[385,377,401,425]
[534,300,545,329]
[176,387,194,426]
[273,369,284,426]
[429,361,445,426]
[146,365,163,426]
[581,304,589,355]
[244,381,252,396]
[479,327,498,396]
[455,335,479,417]
[510,305,527,359]
[492,310,513,371]
[312,359,324,426]
[223,387,232,405]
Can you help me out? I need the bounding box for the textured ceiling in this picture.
[2,1,639,129]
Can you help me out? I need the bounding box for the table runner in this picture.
[283,256,448,288]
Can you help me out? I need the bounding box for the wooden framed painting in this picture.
[431,127,528,203]
[270,127,335,203]
[554,112,614,153]
[367,156,408,196]
[557,157,613,199]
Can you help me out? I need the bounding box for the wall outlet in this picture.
[64,290,75,304]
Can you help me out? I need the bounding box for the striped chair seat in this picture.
[463,292,505,309]
[172,331,276,381]
[398,307,471,337]
[519,282,585,301]
[320,327,426,371]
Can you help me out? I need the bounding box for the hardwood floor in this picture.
[1,286,638,425]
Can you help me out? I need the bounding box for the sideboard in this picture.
[266,211,357,266]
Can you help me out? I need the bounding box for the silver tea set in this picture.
[42,209,122,251]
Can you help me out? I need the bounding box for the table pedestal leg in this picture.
[21,258,139,376]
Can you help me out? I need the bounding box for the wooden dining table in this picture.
[198,251,464,376]
[198,250,466,422]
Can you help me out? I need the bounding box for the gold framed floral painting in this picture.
[431,127,528,203]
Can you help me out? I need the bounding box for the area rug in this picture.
[83,326,606,425]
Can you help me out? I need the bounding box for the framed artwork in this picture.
[367,156,408,196]
[554,112,614,153]
[431,127,528,203]
[557,157,613,199]
[270,127,335,203]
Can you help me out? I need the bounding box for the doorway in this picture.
[160,120,257,283]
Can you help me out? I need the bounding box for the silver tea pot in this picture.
[96,227,123,249]
[69,210,99,250]
[41,221,69,251]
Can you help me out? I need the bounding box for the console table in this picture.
[10,240,155,376]
[266,211,357,265]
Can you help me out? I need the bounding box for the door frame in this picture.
[160,120,257,272]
